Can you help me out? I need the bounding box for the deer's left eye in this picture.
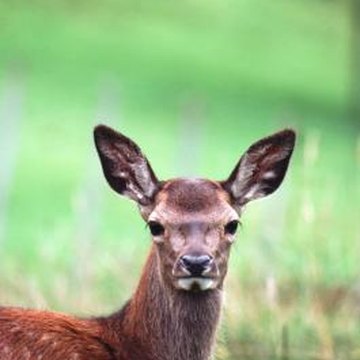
[224,220,239,235]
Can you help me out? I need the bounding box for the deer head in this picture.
[94,125,295,293]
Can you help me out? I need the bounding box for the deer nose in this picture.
[180,254,213,276]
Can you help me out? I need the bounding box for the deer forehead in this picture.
[149,178,238,225]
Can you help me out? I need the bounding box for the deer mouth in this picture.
[176,277,216,291]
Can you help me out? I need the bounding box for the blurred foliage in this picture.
[0,0,359,359]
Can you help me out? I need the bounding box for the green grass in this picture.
[0,0,359,358]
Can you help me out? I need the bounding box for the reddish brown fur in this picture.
[0,308,114,359]
[0,243,221,360]
[0,181,226,360]
[0,126,295,360]
[161,179,227,213]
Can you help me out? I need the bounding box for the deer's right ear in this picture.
[94,125,159,206]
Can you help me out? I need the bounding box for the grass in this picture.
[0,0,359,358]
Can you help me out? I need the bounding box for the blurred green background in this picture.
[0,0,359,359]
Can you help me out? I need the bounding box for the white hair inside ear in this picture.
[222,129,296,206]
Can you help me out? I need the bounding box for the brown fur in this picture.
[0,126,295,360]
[0,245,221,360]
[0,180,227,360]
[161,179,227,213]
[0,308,115,359]
[102,246,222,360]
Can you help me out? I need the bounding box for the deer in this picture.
[0,125,296,360]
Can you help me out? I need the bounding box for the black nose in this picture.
[180,254,213,276]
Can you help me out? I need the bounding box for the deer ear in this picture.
[222,129,296,207]
[94,125,159,206]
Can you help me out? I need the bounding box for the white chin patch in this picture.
[177,278,215,291]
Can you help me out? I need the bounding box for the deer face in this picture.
[147,178,238,291]
[94,126,295,292]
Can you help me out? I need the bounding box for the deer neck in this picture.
[119,245,223,360]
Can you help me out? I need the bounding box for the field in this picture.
[0,1,359,359]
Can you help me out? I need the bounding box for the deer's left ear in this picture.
[222,129,296,207]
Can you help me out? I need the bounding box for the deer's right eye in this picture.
[148,221,165,236]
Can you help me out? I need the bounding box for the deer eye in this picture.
[148,221,165,236]
[224,220,239,235]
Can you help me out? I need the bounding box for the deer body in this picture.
[0,245,221,360]
[0,126,296,360]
